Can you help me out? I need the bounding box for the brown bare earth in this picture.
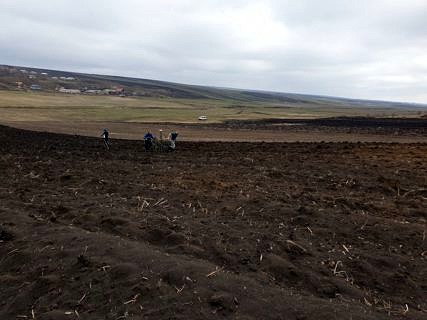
[0,124,426,319]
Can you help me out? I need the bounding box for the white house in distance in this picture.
[59,76,76,81]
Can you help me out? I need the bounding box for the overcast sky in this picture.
[1,0,426,103]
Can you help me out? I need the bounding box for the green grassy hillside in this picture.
[0,64,425,123]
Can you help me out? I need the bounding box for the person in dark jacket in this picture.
[144,132,154,150]
[101,128,110,149]
[168,131,178,151]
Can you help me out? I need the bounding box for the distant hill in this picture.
[0,64,425,109]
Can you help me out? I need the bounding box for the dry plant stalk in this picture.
[333,261,342,275]
[286,240,307,252]
[175,284,185,294]
[342,244,351,254]
[206,266,224,278]
[123,293,140,305]
[78,293,87,304]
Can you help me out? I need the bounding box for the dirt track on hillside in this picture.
[0,125,426,319]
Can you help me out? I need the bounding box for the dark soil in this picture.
[0,125,426,319]
[218,117,427,136]
[223,117,427,129]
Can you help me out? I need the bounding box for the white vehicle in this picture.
[198,115,208,121]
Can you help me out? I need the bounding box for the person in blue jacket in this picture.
[144,132,155,150]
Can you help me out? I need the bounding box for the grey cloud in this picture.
[0,0,426,103]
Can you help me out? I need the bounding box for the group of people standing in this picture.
[101,128,178,151]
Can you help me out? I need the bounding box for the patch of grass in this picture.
[0,90,421,123]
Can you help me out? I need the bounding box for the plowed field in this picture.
[0,125,426,319]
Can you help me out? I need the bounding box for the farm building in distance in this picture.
[30,84,42,90]
[84,89,103,94]
[101,87,124,95]
[83,86,124,95]
[60,76,76,81]
[57,87,81,94]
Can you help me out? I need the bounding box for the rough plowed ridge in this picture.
[0,125,426,319]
